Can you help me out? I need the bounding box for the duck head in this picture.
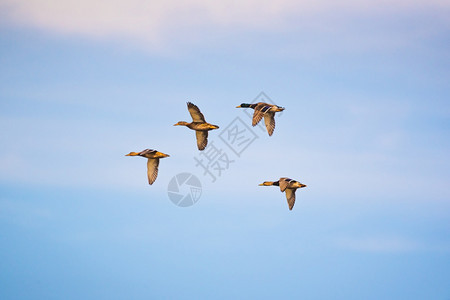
[173,121,190,126]
[125,152,140,156]
[259,181,276,186]
[236,103,255,108]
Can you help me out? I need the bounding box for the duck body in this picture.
[174,102,219,150]
[174,121,219,131]
[259,177,307,210]
[236,102,285,136]
[126,149,170,159]
[125,149,169,185]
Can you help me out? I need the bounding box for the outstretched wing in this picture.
[252,103,272,126]
[263,112,276,136]
[146,158,160,185]
[279,177,290,192]
[285,189,296,210]
[139,149,156,156]
[195,131,208,150]
[187,102,206,122]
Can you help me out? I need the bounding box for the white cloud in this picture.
[1,0,449,52]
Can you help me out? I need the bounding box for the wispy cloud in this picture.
[1,0,449,53]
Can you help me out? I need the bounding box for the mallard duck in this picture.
[125,149,169,185]
[259,177,307,210]
[174,102,219,150]
[236,102,284,136]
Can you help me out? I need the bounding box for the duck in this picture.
[259,177,307,210]
[174,102,219,150]
[236,102,284,136]
[125,149,169,185]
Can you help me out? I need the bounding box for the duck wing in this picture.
[285,189,296,210]
[252,103,272,126]
[263,112,276,136]
[279,177,291,192]
[140,149,157,157]
[147,158,160,185]
[187,102,206,122]
[195,130,208,150]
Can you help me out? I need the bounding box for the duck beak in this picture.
[277,107,285,112]
[258,183,264,186]
[236,105,242,108]
[125,152,138,156]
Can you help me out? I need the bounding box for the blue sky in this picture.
[0,1,449,299]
